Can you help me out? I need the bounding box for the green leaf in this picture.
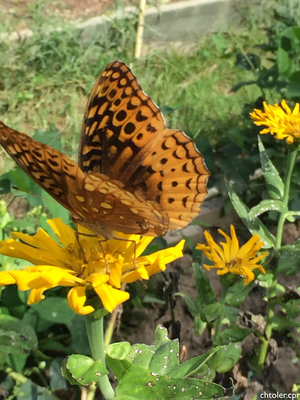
[207,342,242,373]
[17,380,60,399]
[149,340,179,375]
[258,136,284,200]
[178,294,199,317]
[33,124,63,152]
[167,347,224,378]
[0,315,38,355]
[40,191,70,224]
[272,315,300,331]
[286,71,300,98]
[225,280,253,306]
[202,303,226,323]
[249,200,287,219]
[214,325,253,346]
[277,245,300,275]
[0,351,7,369]
[226,180,276,248]
[31,297,75,323]
[193,263,216,306]
[66,315,91,355]
[194,315,207,336]
[7,353,28,372]
[50,358,68,390]
[107,342,131,360]
[115,364,224,400]
[62,354,108,386]
[277,46,292,76]
[128,344,155,368]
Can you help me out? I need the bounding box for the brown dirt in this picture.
[0,0,189,22]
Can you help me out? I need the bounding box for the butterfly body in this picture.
[0,61,209,238]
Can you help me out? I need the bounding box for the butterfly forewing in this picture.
[79,61,166,181]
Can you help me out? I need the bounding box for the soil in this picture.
[0,0,189,22]
[1,0,300,398]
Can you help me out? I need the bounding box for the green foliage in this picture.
[106,326,224,400]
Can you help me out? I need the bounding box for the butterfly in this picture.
[0,61,209,238]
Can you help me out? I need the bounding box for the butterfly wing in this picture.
[78,60,166,180]
[79,61,210,230]
[0,121,169,236]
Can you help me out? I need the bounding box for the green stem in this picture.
[275,147,298,250]
[85,314,115,400]
[257,146,298,374]
[214,285,228,342]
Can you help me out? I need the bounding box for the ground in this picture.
[0,0,188,22]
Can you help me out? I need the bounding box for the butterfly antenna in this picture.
[12,186,57,202]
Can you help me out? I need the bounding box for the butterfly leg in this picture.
[74,225,89,277]
[97,239,109,272]
[112,236,137,269]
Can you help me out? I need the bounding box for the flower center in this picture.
[227,258,238,269]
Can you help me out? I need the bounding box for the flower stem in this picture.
[84,314,115,400]
[275,147,298,250]
[257,146,298,374]
[214,285,228,342]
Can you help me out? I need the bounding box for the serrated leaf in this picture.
[258,137,284,200]
[226,180,276,248]
[115,364,224,400]
[149,340,179,374]
[128,344,157,368]
[167,347,224,378]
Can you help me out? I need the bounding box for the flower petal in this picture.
[67,286,94,315]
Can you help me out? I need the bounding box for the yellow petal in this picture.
[67,286,94,315]
[0,271,16,286]
[94,283,130,313]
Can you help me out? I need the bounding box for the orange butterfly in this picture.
[0,61,209,238]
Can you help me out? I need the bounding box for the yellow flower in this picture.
[0,218,184,315]
[196,225,267,284]
[250,100,300,144]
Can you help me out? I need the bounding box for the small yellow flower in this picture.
[196,225,267,284]
[250,100,300,144]
[0,218,184,315]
